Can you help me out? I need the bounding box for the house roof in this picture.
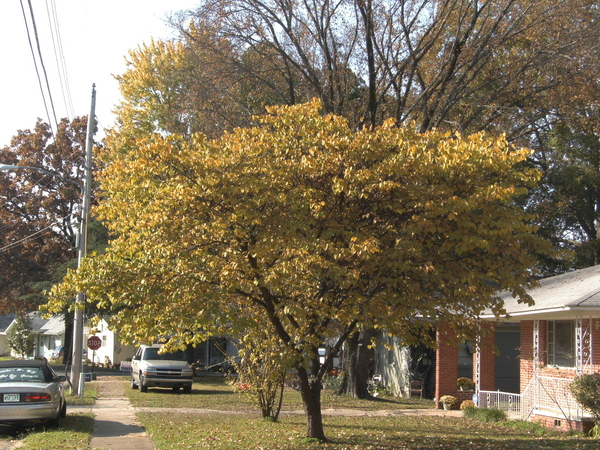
[27,312,65,335]
[3,312,65,336]
[0,313,16,333]
[482,265,600,321]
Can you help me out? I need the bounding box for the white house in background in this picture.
[87,319,136,366]
[1,312,65,359]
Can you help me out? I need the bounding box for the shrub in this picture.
[7,315,34,358]
[463,407,507,423]
[227,330,292,421]
[570,373,600,420]
[323,374,343,393]
[570,374,600,437]
[460,400,476,410]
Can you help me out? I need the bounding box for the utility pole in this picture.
[71,84,96,396]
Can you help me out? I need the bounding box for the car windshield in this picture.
[0,367,45,383]
[143,348,186,361]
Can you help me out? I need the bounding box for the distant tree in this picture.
[174,0,597,134]
[0,117,95,313]
[7,315,34,358]
[529,121,600,271]
[0,117,102,364]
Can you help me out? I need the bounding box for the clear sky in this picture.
[0,0,199,147]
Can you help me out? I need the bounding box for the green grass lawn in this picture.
[65,381,97,406]
[0,414,94,450]
[124,375,434,411]
[138,413,597,450]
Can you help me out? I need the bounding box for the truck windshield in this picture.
[143,348,187,361]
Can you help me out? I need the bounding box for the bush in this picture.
[7,316,34,358]
[463,407,507,423]
[460,400,476,410]
[570,373,600,437]
[322,374,343,393]
[227,330,292,421]
[570,373,600,420]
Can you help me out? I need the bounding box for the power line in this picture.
[19,0,56,138]
[26,0,59,129]
[0,213,75,253]
[46,0,74,120]
[20,0,61,135]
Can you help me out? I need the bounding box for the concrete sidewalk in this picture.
[87,381,155,450]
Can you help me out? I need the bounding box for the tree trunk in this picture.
[337,328,375,398]
[296,366,326,441]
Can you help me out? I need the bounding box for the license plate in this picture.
[3,394,20,402]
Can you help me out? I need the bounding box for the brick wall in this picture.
[520,318,600,432]
[521,319,600,393]
[519,320,534,393]
[474,323,495,391]
[435,322,459,408]
[530,413,594,434]
[435,321,483,409]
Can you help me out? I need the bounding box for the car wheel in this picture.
[60,400,67,418]
[130,375,138,390]
[184,384,192,394]
[49,404,62,428]
[172,386,180,392]
[139,374,148,393]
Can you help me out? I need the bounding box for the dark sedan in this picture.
[0,360,67,426]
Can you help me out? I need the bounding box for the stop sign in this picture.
[87,336,102,351]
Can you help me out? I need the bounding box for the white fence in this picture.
[479,376,587,422]
[477,390,522,419]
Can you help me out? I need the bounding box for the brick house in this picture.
[435,265,600,432]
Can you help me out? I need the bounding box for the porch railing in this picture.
[477,390,522,419]
[479,376,588,422]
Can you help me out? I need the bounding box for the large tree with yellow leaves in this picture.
[47,101,548,440]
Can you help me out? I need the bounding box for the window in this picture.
[547,320,575,367]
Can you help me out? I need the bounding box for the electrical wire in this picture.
[0,213,75,253]
[2,3,91,252]
[46,0,74,120]
[19,0,56,138]
[26,0,59,132]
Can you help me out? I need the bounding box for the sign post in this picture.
[87,336,102,377]
[87,335,102,351]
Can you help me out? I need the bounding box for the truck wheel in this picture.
[130,375,138,389]
[184,384,192,393]
[139,375,148,393]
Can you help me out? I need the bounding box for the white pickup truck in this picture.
[130,344,193,393]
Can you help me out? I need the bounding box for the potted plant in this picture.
[440,395,458,410]
[457,377,474,391]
